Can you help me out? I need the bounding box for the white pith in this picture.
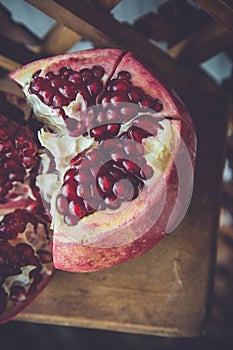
[35,116,179,248]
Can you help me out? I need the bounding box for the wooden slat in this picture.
[41,0,121,55]
[0,55,21,72]
[41,25,82,56]
[195,0,233,33]
[26,0,214,92]
[0,35,39,69]
[168,21,233,67]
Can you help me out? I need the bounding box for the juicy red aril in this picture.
[0,209,38,240]
[16,243,34,258]
[117,71,131,80]
[97,173,114,196]
[127,126,152,143]
[56,194,69,215]
[92,65,105,79]
[56,136,154,225]
[113,179,134,200]
[153,99,163,112]
[29,65,106,111]
[69,198,87,218]
[10,285,27,302]
[64,215,80,226]
[0,211,27,240]
[0,114,38,202]
[90,123,120,141]
[61,179,78,200]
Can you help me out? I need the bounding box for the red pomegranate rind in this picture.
[52,54,195,271]
[10,49,197,273]
[0,91,54,324]
[10,49,124,88]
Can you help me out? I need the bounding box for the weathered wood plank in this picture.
[195,0,233,32]
[168,21,233,66]
[26,0,214,91]
[41,0,121,55]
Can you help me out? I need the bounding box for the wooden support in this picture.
[41,0,121,55]
[195,0,233,33]
[0,55,21,72]
[168,21,233,67]
[26,0,214,92]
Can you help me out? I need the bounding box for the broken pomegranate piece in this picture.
[10,48,196,273]
[0,91,53,324]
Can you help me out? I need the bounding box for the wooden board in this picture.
[7,80,227,337]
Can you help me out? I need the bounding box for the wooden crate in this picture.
[0,0,232,337]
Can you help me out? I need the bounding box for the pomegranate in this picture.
[0,90,53,324]
[10,48,196,273]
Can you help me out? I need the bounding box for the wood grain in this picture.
[41,0,121,55]
[26,0,214,91]
[195,0,233,32]
[168,21,233,67]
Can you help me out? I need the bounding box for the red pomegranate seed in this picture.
[121,159,141,176]
[88,80,102,96]
[16,243,34,257]
[113,179,134,200]
[92,65,105,79]
[68,72,81,84]
[97,173,114,196]
[56,194,69,214]
[140,164,154,180]
[76,182,92,198]
[64,215,80,226]
[107,123,120,137]
[61,179,78,200]
[129,87,143,101]
[104,195,120,209]
[10,285,27,302]
[59,67,73,79]
[110,79,131,92]
[117,71,131,80]
[127,126,151,143]
[153,98,163,112]
[69,197,87,218]
[64,168,77,181]
[80,68,94,83]
[90,125,107,141]
[59,82,76,99]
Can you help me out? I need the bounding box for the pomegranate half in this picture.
[10,48,196,273]
[0,90,53,324]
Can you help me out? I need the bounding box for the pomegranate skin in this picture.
[10,48,196,273]
[0,91,54,325]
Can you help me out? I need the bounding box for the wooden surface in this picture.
[0,0,231,338]
[13,84,228,337]
[195,0,233,32]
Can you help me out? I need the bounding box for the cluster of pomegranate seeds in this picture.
[29,66,163,139]
[29,65,105,110]
[0,209,53,312]
[56,136,154,226]
[0,114,38,203]
[0,209,36,240]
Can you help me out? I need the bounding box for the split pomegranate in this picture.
[0,91,53,324]
[10,48,196,273]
